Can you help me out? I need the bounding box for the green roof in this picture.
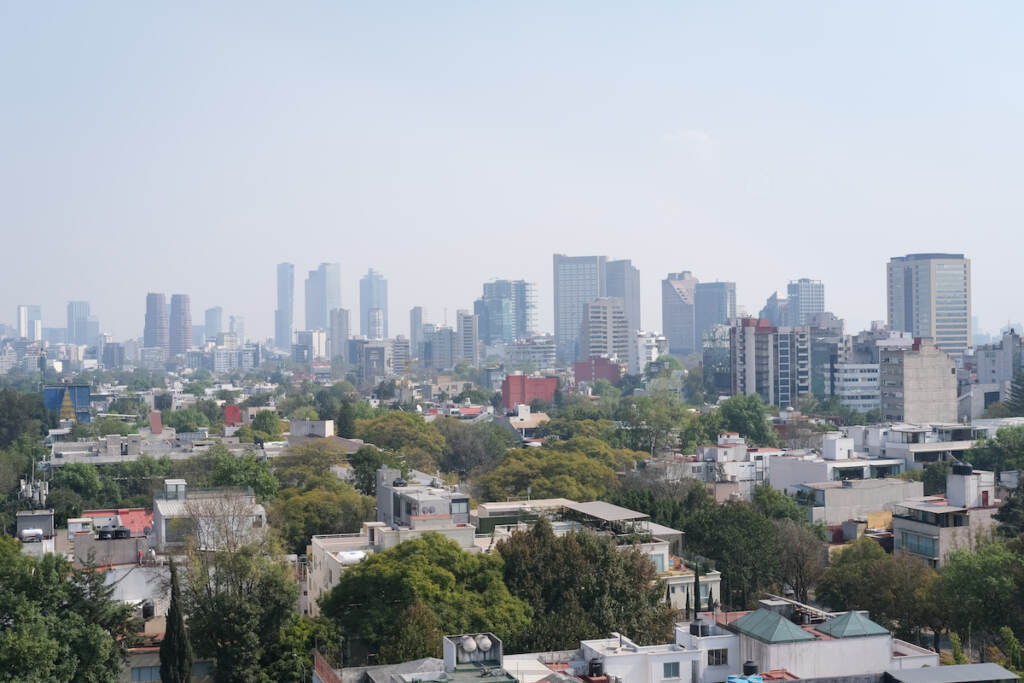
[731,609,815,644]
[816,611,890,638]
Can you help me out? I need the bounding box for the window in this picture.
[451,500,469,515]
[131,667,160,682]
[708,648,729,666]
[663,661,681,679]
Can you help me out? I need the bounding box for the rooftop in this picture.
[814,611,889,639]
[729,608,815,644]
[887,662,1019,682]
[898,496,967,514]
[562,501,649,523]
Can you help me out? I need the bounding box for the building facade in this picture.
[305,263,342,332]
[168,295,192,356]
[695,281,736,349]
[409,306,424,358]
[662,271,698,356]
[143,293,169,353]
[785,278,825,325]
[203,306,222,341]
[456,310,480,366]
[887,253,971,355]
[359,268,388,338]
[578,297,629,362]
[553,254,607,362]
[879,338,957,423]
[275,262,294,350]
[605,259,641,335]
[474,280,536,345]
[66,301,91,346]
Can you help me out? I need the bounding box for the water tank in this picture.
[743,660,758,676]
[475,635,492,652]
[98,525,115,540]
[336,551,367,565]
[689,622,701,636]
[113,525,130,539]
[952,462,974,476]
[142,602,155,619]
[699,623,710,636]
[588,659,604,677]
[461,636,477,653]
[392,478,408,487]
[18,528,43,543]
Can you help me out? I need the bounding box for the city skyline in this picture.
[3,4,1024,341]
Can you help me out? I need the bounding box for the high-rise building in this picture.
[169,295,192,356]
[392,336,411,378]
[662,272,699,356]
[409,307,425,358]
[229,315,245,343]
[729,318,811,408]
[329,308,350,363]
[474,280,536,345]
[695,281,736,348]
[204,307,223,341]
[786,278,825,325]
[880,338,957,423]
[421,324,456,371]
[605,260,641,334]
[305,263,342,332]
[296,330,328,360]
[886,253,972,355]
[758,292,789,327]
[144,293,169,352]
[276,262,295,349]
[66,301,90,346]
[456,310,480,366]
[553,254,607,362]
[16,305,41,341]
[367,308,385,341]
[360,269,388,338]
[579,297,629,361]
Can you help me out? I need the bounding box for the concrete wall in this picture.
[73,536,150,568]
[741,635,893,679]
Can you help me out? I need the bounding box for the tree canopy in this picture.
[476,448,621,502]
[319,533,532,663]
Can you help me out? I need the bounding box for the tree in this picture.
[348,445,405,496]
[949,632,970,664]
[753,485,806,523]
[817,537,889,614]
[354,412,445,471]
[717,394,778,446]
[273,441,351,490]
[184,543,300,682]
[682,366,704,405]
[162,407,210,434]
[0,536,139,682]
[154,392,173,411]
[434,418,516,475]
[319,533,532,663]
[941,543,1024,652]
[270,483,375,555]
[160,559,193,683]
[1007,371,1024,417]
[996,478,1024,539]
[970,426,1024,475]
[497,518,676,652]
[377,602,443,663]
[475,448,621,502]
[615,395,686,455]
[206,444,279,500]
[251,410,283,440]
[336,400,356,438]
[773,519,824,603]
[0,388,50,448]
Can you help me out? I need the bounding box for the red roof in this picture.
[82,508,153,536]
[459,406,483,415]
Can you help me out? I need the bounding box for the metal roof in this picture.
[730,609,815,644]
[562,501,649,522]
[816,611,889,638]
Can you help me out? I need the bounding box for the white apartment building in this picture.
[833,363,880,413]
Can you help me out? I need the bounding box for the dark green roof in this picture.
[731,608,815,644]
[817,611,890,638]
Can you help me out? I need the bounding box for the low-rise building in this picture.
[891,463,1000,567]
[794,478,924,526]
[152,479,267,552]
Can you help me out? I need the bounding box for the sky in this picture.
[2,2,1023,342]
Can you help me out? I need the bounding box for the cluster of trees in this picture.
[0,536,139,681]
[318,523,676,664]
[608,479,825,609]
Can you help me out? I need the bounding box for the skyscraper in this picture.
[695,281,737,347]
[605,260,641,334]
[409,306,425,358]
[553,254,607,362]
[204,307,223,341]
[456,310,480,366]
[144,293,169,352]
[329,308,350,363]
[367,309,385,340]
[276,263,294,349]
[662,272,698,356]
[887,253,972,354]
[360,269,388,338]
[786,278,825,325]
[16,305,41,341]
[229,315,245,343]
[474,280,537,345]
[305,263,342,332]
[169,294,192,356]
[66,301,90,345]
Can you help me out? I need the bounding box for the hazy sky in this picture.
[3,2,1023,342]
